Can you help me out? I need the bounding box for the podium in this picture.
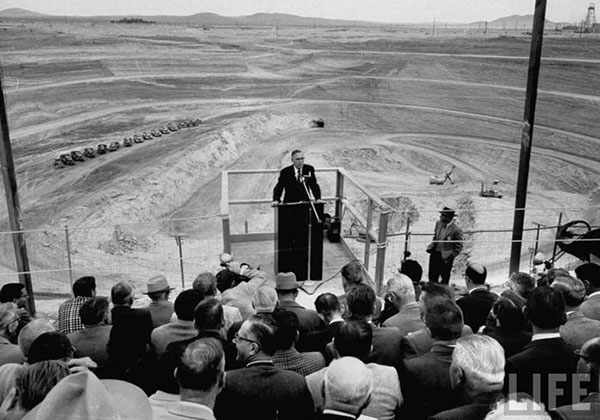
[275,202,324,281]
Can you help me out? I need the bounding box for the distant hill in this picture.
[0,7,46,18]
[484,14,557,29]
[0,8,571,29]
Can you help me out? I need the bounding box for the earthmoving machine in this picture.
[480,180,502,198]
[160,126,170,135]
[123,138,133,147]
[151,129,162,137]
[70,150,85,162]
[133,134,144,143]
[108,142,120,152]
[191,118,203,126]
[310,118,325,128]
[83,147,96,158]
[53,157,64,169]
[554,220,600,263]
[142,132,153,140]
[58,153,75,166]
[429,165,455,185]
[97,144,108,154]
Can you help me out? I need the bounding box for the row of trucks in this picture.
[54,118,202,168]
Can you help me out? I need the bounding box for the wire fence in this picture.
[0,204,597,297]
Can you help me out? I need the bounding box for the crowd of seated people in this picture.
[0,257,599,420]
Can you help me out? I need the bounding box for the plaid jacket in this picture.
[58,296,91,335]
[272,348,326,377]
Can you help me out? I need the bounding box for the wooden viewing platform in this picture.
[220,167,393,304]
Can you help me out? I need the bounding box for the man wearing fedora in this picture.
[426,207,464,284]
[275,272,325,340]
[144,275,175,328]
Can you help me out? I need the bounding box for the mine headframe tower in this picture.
[584,3,597,32]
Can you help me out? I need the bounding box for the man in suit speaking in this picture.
[272,149,323,280]
[272,149,321,204]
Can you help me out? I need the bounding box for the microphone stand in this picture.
[300,176,321,281]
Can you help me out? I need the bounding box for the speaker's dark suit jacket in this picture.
[456,287,499,333]
[273,164,321,203]
[504,337,578,410]
[107,305,153,368]
[298,319,343,358]
[214,360,314,420]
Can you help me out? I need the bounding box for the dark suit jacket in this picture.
[483,327,532,358]
[368,325,404,369]
[504,337,578,410]
[273,164,321,203]
[214,360,315,420]
[457,288,499,333]
[400,342,465,420]
[107,305,153,368]
[277,301,325,337]
[430,391,505,420]
[298,320,343,358]
[552,392,600,420]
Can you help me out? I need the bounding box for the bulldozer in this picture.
[83,147,96,158]
[97,144,108,154]
[429,165,455,185]
[480,181,502,198]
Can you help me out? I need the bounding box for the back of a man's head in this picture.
[314,293,341,318]
[400,259,423,283]
[16,360,70,411]
[334,320,372,361]
[451,335,504,394]
[341,261,363,286]
[420,282,454,306]
[174,289,204,321]
[28,331,73,363]
[324,357,373,417]
[491,297,523,331]
[425,297,464,341]
[525,286,566,330]
[347,284,376,319]
[194,298,224,331]
[551,275,586,308]
[575,263,600,289]
[72,276,96,298]
[0,283,24,303]
[79,297,109,326]
[110,282,133,306]
[192,272,217,299]
[245,314,278,356]
[540,267,570,286]
[272,310,299,350]
[386,274,416,302]
[18,318,55,360]
[176,337,225,393]
[252,286,278,313]
[509,272,536,298]
[465,263,487,285]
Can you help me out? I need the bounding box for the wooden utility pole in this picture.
[0,73,35,314]
[509,0,547,276]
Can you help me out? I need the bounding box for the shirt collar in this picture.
[469,286,488,294]
[168,401,215,420]
[246,359,274,367]
[322,409,356,419]
[531,332,561,341]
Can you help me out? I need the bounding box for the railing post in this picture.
[64,225,73,291]
[364,198,373,269]
[374,207,391,295]
[175,236,185,288]
[335,170,344,221]
[222,216,231,254]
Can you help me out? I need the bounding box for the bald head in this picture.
[324,357,373,416]
[465,262,487,285]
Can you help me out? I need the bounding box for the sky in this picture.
[0,0,594,24]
